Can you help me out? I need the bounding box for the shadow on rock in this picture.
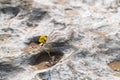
[0,62,24,80]
[29,8,48,21]
[25,36,40,45]
[0,7,20,18]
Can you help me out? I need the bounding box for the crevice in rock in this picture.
[29,49,64,70]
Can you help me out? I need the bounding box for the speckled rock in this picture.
[0,0,120,80]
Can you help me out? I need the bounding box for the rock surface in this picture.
[0,0,120,80]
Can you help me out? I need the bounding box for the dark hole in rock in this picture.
[0,7,20,17]
[29,49,64,70]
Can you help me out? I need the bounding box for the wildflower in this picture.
[38,36,47,43]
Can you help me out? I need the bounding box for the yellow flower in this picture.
[38,36,47,43]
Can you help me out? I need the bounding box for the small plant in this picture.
[38,35,53,63]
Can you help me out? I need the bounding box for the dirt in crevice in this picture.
[108,61,120,71]
[29,50,64,70]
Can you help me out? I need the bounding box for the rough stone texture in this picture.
[0,0,120,80]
